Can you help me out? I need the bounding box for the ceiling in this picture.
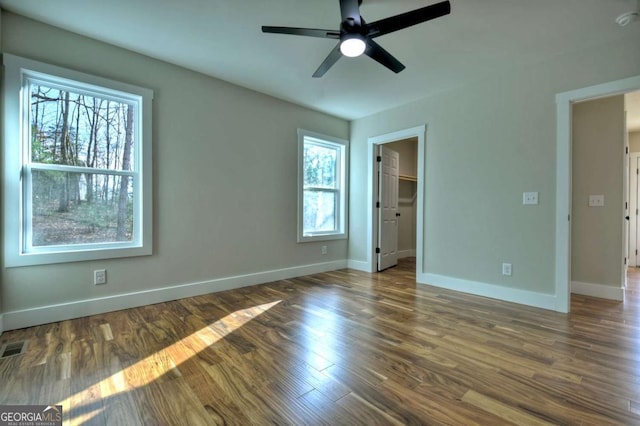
[0,0,638,120]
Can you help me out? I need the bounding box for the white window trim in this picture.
[297,128,349,243]
[2,54,153,267]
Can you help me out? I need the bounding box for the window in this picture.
[297,129,348,242]
[3,54,153,266]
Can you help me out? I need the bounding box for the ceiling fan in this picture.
[262,0,451,77]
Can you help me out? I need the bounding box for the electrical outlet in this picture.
[502,263,512,276]
[94,269,107,285]
[321,246,328,255]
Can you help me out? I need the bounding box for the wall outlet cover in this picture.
[94,269,107,285]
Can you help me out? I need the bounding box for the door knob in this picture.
[626,216,630,220]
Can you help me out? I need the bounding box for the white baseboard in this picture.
[2,260,348,331]
[571,280,624,301]
[347,254,416,271]
[0,314,4,335]
[419,273,560,312]
[347,259,371,272]
[398,249,416,259]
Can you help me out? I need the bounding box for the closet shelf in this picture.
[399,193,418,205]
[399,174,417,182]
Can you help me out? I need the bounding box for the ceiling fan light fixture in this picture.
[262,0,451,76]
[616,11,638,26]
[340,36,366,57]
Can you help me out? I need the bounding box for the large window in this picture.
[3,54,153,266]
[298,129,348,242]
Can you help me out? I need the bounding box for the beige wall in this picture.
[386,138,418,178]
[1,13,349,321]
[349,29,640,297]
[571,96,625,287]
[630,131,640,153]
[386,138,417,255]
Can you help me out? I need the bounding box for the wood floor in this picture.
[1,259,640,425]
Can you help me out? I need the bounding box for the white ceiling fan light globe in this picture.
[616,11,638,26]
[616,1,640,27]
[340,37,366,57]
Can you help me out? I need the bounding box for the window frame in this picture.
[297,129,349,243]
[2,54,153,267]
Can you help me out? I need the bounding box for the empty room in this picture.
[1,0,640,424]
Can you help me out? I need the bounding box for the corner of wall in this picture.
[347,259,370,272]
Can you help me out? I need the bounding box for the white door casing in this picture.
[364,125,425,276]
[557,75,640,312]
[623,113,629,287]
[630,153,640,267]
[377,145,400,271]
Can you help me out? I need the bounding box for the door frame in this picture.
[623,112,630,287]
[629,152,640,267]
[366,125,425,273]
[556,75,640,313]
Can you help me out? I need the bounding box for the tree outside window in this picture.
[297,129,348,242]
[3,54,152,266]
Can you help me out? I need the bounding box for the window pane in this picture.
[303,143,337,188]
[29,82,136,170]
[31,170,134,246]
[303,190,337,234]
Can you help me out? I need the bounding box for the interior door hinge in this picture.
[626,146,629,154]
[625,257,627,265]
[376,201,380,208]
[636,249,638,255]
[568,214,570,221]
[626,202,628,210]
[377,156,382,162]
[376,247,381,254]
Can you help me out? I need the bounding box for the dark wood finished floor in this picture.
[2,259,640,425]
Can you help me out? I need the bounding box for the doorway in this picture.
[626,92,640,268]
[366,125,426,275]
[376,139,418,271]
[571,94,628,300]
[556,75,640,313]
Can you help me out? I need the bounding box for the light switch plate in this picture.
[502,263,512,276]
[589,195,604,207]
[523,192,539,205]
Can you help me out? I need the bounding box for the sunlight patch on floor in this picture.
[56,300,281,424]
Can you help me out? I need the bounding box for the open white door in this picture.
[377,145,399,271]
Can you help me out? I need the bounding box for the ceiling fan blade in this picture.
[340,0,362,26]
[313,44,343,78]
[262,26,340,39]
[365,39,406,73]
[366,0,450,38]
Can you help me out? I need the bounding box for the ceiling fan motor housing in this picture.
[262,0,451,77]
